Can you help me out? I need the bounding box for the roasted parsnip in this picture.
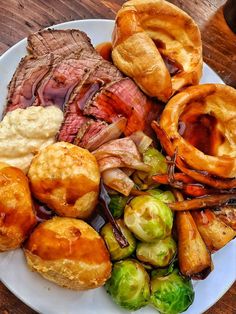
[192,209,235,252]
[176,211,212,279]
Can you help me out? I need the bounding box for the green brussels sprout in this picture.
[151,261,175,278]
[133,148,167,188]
[100,219,136,261]
[150,268,194,314]
[105,259,150,311]
[143,147,167,175]
[108,195,128,219]
[124,195,173,242]
[148,189,175,203]
[136,236,177,267]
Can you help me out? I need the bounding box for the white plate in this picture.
[0,19,235,314]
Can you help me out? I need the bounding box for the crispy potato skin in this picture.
[28,142,100,219]
[0,163,37,252]
[24,217,112,290]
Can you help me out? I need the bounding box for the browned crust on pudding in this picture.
[160,84,236,178]
[112,0,202,102]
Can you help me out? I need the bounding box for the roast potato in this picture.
[0,162,36,252]
[28,142,100,219]
[24,217,112,290]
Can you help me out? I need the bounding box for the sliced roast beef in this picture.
[37,55,100,109]
[58,59,123,143]
[5,54,52,114]
[84,78,153,136]
[27,29,95,57]
[67,59,123,113]
[6,28,159,151]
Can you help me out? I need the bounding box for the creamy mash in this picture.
[0,106,63,172]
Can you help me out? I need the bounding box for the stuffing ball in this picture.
[28,142,100,219]
[24,217,112,290]
[0,162,37,252]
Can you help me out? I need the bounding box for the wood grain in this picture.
[0,0,235,313]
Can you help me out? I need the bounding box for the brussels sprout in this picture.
[109,195,128,219]
[100,219,136,261]
[134,148,167,187]
[148,189,175,203]
[136,236,177,267]
[143,147,167,174]
[105,259,150,311]
[151,261,175,278]
[141,263,154,271]
[150,268,194,314]
[124,195,173,242]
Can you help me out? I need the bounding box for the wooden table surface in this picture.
[0,0,235,313]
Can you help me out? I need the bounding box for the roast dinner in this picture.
[0,0,235,313]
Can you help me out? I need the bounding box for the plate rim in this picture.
[0,18,234,314]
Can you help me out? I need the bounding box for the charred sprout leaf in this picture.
[148,189,175,203]
[136,236,177,267]
[101,219,136,261]
[108,195,128,219]
[105,260,150,311]
[124,195,173,242]
[150,268,194,314]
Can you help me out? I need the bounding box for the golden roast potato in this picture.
[0,162,37,252]
[28,142,100,219]
[24,217,112,290]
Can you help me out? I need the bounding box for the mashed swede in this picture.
[0,106,63,172]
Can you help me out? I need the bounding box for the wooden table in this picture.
[0,0,235,313]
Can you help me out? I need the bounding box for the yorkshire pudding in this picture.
[112,0,202,102]
[160,84,236,178]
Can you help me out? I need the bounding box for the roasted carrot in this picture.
[153,173,214,197]
[152,173,195,184]
[182,184,214,197]
[169,194,236,211]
